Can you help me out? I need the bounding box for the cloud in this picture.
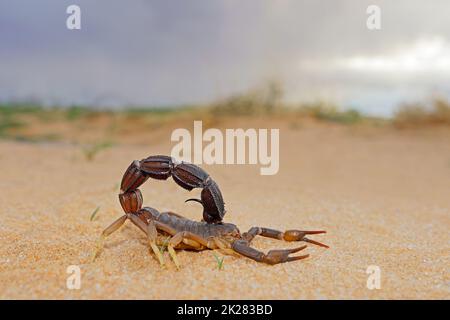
[1,0,450,115]
[335,37,450,74]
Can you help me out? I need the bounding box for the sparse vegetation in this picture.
[0,91,448,145]
[82,141,114,161]
[300,102,362,124]
[394,98,450,128]
[210,81,283,116]
[66,105,90,121]
[90,206,100,221]
[212,252,225,270]
[0,115,25,136]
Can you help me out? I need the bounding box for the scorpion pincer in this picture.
[93,155,328,268]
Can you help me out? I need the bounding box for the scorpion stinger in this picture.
[185,198,203,205]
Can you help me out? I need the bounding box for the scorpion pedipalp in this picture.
[231,240,310,265]
[283,230,329,248]
[242,227,329,248]
[302,237,329,248]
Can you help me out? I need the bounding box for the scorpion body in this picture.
[94,155,328,268]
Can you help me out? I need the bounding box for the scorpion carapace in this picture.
[94,155,328,268]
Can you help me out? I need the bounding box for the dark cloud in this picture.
[1,0,450,115]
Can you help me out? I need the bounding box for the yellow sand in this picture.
[0,120,449,299]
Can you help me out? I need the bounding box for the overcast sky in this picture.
[1,0,450,116]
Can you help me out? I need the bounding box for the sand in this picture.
[0,120,449,299]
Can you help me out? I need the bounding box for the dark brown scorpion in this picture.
[94,155,328,268]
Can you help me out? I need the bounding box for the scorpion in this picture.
[94,155,328,268]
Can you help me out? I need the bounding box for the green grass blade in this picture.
[90,206,100,221]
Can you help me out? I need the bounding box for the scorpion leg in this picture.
[128,212,149,233]
[212,238,241,257]
[147,219,165,267]
[92,215,127,261]
[167,231,208,269]
[232,240,309,265]
[242,227,329,248]
[93,189,143,261]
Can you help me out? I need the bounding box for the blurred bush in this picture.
[394,98,450,127]
[299,102,362,124]
[210,81,283,116]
